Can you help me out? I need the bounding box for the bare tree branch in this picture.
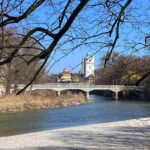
[0,0,45,26]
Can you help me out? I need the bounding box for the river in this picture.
[0,95,150,137]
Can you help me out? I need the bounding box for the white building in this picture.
[81,53,94,81]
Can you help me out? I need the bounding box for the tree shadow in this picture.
[1,125,149,150]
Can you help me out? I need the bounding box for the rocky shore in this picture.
[0,90,87,112]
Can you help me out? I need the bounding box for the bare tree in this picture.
[95,53,150,87]
[0,0,149,93]
[0,28,46,93]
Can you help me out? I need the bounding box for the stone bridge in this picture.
[11,83,143,100]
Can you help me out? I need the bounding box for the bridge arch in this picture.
[58,89,88,93]
[58,89,87,96]
[118,89,144,100]
[30,89,58,97]
[89,89,119,100]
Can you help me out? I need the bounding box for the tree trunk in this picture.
[6,63,11,94]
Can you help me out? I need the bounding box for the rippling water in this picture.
[0,95,150,137]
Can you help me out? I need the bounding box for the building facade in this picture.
[80,53,95,82]
[57,68,72,83]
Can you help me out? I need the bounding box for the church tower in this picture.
[84,53,94,79]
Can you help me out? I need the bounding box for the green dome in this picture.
[86,53,92,59]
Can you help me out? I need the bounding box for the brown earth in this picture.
[0,90,87,112]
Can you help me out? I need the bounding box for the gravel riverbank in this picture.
[0,118,149,150]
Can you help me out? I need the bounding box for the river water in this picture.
[0,95,150,137]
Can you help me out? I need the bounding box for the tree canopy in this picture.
[0,0,150,93]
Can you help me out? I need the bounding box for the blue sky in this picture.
[12,0,150,74]
[46,0,149,74]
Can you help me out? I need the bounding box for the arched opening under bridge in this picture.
[31,89,58,97]
[89,90,117,100]
[118,89,144,100]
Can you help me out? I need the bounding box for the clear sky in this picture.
[46,0,150,74]
[13,0,150,74]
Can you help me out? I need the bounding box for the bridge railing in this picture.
[11,83,143,90]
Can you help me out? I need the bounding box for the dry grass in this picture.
[0,90,87,112]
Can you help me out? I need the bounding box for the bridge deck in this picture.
[11,83,143,93]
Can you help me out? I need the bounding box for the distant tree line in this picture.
[95,53,150,98]
[95,52,150,86]
[0,28,47,93]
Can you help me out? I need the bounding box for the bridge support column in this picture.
[10,89,13,94]
[86,91,89,100]
[57,91,61,96]
[29,85,33,92]
[115,92,118,100]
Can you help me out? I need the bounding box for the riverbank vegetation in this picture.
[95,54,150,100]
[0,90,86,112]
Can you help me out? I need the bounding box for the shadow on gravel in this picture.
[1,125,149,150]
[55,127,150,150]
[26,147,85,150]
